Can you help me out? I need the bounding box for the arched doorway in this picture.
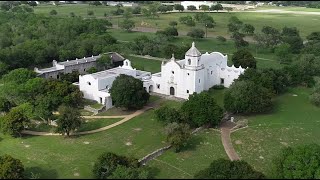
[170,87,175,95]
[149,85,153,92]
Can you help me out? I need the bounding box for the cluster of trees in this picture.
[227,16,253,48]
[155,92,223,152]
[129,34,190,59]
[93,152,152,179]
[225,47,320,114]
[0,11,120,76]
[0,68,83,136]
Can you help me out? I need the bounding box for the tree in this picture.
[228,16,243,32]
[97,54,112,70]
[271,144,320,179]
[109,74,149,110]
[87,67,97,74]
[255,26,281,49]
[157,27,178,37]
[158,5,168,13]
[108,165,151,179]
[92,152,139,179]
[1,103,32,137]
[179,16,195,27]
[56,105,83,137]
[165,122,191,152]
[242,24,255,35]
[132,6,141,14]
[169,21,178,27]
[231,49,256,68]
[180,92,223,127]
[28,1,37,8]
[87,10,94,16]
[194,159,265,179]
[187,5,197,11]
[274,43,292,64]
[119,19,135,32]
[231,32,249,48]
[224,81,273,114]
[90,1,102,6]
[210,4,223,12]
[70,12,75,17]
[148,2,160,18]
[174,4,184,12]
[50,9,57,15]
[2,68,36,84]
[281,26,303,54]
[216,36,226,42]
[155,105,182,124]
[199,5,209,11]
[187,28,205,39]
[123,8,133,19]
[225,7,233,12]
[0,154,25,179]
[310,90,320,107]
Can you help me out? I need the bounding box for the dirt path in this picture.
[220,121,240,161]
[21,106,152,136]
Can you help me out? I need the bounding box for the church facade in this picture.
[150,42,246,99]
[78,42,245,109]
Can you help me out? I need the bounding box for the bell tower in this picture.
[184,42,202,69]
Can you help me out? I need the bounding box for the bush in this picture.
[0,154,25,179]
[49,9,57,15]
[154,105,182,124]
[231,49,256,68]
[211,85,225,89]
[187,28,205,39]
[194,158,265,179]
[216,36,226,42]
[310,93,320,106]
[165,122,191,152]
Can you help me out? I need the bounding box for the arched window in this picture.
[188,59,191,65]
[126,61,128,66]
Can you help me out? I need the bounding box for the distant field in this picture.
[253,5,320,12]
[33,4,320,39]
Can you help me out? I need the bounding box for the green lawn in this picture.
[77,118,123,132]
[231,87,320,177]
[79,109,94,116]
[127,55,162,73]
[254,5,320,12]
[28,123,56,133]
[148,129,227,179]
[95,107,135,116]
[0,109,167,179]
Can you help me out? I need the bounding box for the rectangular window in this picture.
[220,78,224,85]
[199,79,201,83]
[211,71,213,75]
[99,97,102,104]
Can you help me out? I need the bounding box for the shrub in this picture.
[216,36,226,42]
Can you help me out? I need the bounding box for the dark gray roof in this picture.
[105,52,125,62]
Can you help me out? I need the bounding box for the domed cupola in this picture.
[185,42,202,67]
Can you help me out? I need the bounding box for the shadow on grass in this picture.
[25,166,58,179]
[179,134,204,153]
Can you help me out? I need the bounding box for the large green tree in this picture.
[0,155,25,179]
[194,158,265,179]
[1,103,32,137]
[56,105,83,136]
[109,74,149,110]
[224,81,273,114]
[231,49,256,68]
[271,144,320,179]
[92,152,139,179]
[180,92,223,127]
[165,122,191,152]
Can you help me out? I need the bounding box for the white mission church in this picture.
[78,42,246,110]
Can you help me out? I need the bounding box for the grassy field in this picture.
[254,5,320,12]
[78,118,123,132]
[108,12,320,39]
[127,55,162,73]
[33,4,320,39]
[33,3,123,18]
[0,109,167,178]
[231,87,320,177]
[148,129,227,179]
[95,107,136,116]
